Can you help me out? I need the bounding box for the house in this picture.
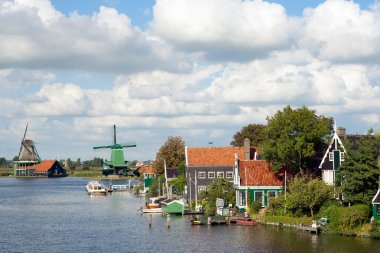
[234,159,283,211]
[372,189,380,220]
[319,127,347,185]
[15,160,67,177]
[185,145,245,204]
[138,163,155,192]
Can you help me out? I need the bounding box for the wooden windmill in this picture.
[18,124,41,162]
[93,125,136,176]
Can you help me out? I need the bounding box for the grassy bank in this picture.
[0,168,13,176]
[264,215,313,226]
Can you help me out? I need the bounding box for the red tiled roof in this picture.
[29,160,56,172]
[138,164,155,174]
[187,147,244,166]
[239,160,282,186]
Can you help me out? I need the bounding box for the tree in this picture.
[262,105,333,173]
[0,157,6,168]
[286,174,333,217]
[339,133,380,205]
[199,178,236,216]
[154,136,185,174]
[230,124,266,147]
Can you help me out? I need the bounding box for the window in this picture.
[198,171,205,179]
[267,191,276,199]
[329,152,333,161]
[340,152,345,161]
[226,171,233,179]
[208,171,215,179]
[239,190,246,206]
[198,186,206,193]
[217,171,224,178]
[254,191,264,206]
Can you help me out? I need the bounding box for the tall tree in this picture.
[230,124,266,147]
[154,136,185,174]
[262,105,333,173]
[339,133,380,205]
[286,174,333,217]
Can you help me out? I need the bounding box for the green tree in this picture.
[263,105,333,173]
[0,157,6,168]
[339,133,380,205]
[154,136,185,174]
[199,178,236,216]
[286,175,333,217]
[230,124,266,147]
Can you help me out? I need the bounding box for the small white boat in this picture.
[142,208,162,213]
[86,181,107,195]
[146,196,167,209]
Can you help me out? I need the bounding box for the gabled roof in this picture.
[238,160,282,187]
[319,130,346,169]
[186,146,244,167]
[138,164,155,175]
[28,160,56,172]
[372,189,380,204]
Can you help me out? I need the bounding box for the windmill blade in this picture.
[120,142,137,148]
[93,145,112,150]
[18,124,28,159]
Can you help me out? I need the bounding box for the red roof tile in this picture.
[239,160,282,186]
[138,164,155,174]
[29,160,56,172]
[187,147,244,166]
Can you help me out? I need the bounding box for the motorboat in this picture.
[146,197,167,209]
[86,181,107,195]
[235,219,257,226]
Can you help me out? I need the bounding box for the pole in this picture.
[195,170,197,208]
[284,170,287,213]
[164,160,169,198]
[189,172,192,209]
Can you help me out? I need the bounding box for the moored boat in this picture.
[235,219,257,226]
[86,181,107,195]
[146,197,167,209]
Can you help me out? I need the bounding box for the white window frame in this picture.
[198,171,206,179]
[208,171,215,179]
[329,152,333,161]
[217,171,224,178]
[340,152,345,161]
[226,171,233,179]
[198,186,206,193]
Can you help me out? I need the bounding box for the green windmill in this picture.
[93,125,137,176]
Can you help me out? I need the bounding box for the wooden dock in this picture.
[296,225,320,234]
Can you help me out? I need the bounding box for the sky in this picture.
[1,0,380,162]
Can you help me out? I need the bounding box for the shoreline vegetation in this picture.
[1,169,380,239]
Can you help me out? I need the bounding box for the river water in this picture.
[1,177,380,253]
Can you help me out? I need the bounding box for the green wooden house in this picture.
[161,199,184,215]
[234,159,283,212]
[372,189,380,220]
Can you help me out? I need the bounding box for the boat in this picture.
[142,208,163,213]
[191,215,206,225]
[235,219,257,226]
[86,181,107,195]
[146,197,167,209]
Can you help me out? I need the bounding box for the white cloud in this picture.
[0,1,191,73]
[301,0,380,62]
[150,0,298,60]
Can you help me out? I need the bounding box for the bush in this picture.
[323,204,370,235]
[250,201,262,214]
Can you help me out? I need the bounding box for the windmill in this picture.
[18,124,41,162]
[93,125,136,176]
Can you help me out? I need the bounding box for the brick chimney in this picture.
[336,127,346,139]
[244,138,251,160]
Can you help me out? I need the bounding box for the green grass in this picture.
[69,169,103,178]
[265,215,313,226]
[0,168,13,177]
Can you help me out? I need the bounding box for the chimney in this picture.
[244,138,251,160]
[336,127,346,139]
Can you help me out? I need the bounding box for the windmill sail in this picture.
[18,125,41,161]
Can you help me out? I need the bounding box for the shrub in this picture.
[250,201,262,214]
